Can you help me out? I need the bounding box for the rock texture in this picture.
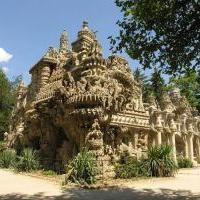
[8,22,200,171]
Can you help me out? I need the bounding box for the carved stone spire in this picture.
[59,30,68,52]
[77,21,95,40]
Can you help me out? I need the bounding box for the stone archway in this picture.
[175,134,185,157]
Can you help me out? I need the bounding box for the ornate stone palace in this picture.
[8,22,200,170]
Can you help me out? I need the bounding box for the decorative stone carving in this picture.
[8,22,200,172]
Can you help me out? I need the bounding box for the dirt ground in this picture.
[0,167,199,200]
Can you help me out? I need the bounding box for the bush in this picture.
[0,141,6,152]
[16,148,39,172]
[115,157,147,178]
[65,148,97,185]
[142,145,177,177]
[0,149,16,168]
[177,157,193,168]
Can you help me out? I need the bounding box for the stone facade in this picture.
[8,22,200,170]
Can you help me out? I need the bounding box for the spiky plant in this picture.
[0,149,16,168]
[66,148,97,185]
[16,148,39,172]
[142,145,177,177]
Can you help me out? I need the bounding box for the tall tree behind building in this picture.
[133,68,151,102]
[168,70,200,112]
[149,68,165,103]
[0,69,21,139]
[0,69,13,139]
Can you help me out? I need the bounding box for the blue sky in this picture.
[0,0,141,84]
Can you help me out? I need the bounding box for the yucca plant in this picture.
[16,148,39,172]
[0,149,16,168]
[66,148,97,185]
[142,145,177,177]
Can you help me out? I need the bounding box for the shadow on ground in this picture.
[0,187,199,200]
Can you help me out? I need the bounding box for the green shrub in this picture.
[0,149,16,168]
[16,148,39,172]
[177,157,193,168]
[115,157,147,178]
[142,145,177,177]
[0,141,6,152]
[65,148,97,185]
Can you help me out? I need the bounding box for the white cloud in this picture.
[0,48,13,62]
[1,66,9,73]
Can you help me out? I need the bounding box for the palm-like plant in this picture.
[0,149,16,168]
[142,145,177,177]
[66,148,97,185]
[16,148,39,172]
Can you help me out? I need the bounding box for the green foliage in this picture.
[0,70,12,139]
[142,145,177,177]
[111,0,200,74]
[0,70,22,139]
[115,157,147,178]
[133,67,166,103]
[0,149,16,168]
[177,157,193,168]
[65,148,97,185]
[115,145,177,179]
[0,141,6,152]
[133,68,152,102]
[150,68,166,103]
[168,70,200,112]
[16,148,39,172]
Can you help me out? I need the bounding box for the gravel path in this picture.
[0,167,199,199]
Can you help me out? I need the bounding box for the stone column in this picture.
[151,134,156,146]
[169,132,176,161]
[184,135,189,158]
[188,134,194,162]
[154,111,163,146]
[134,132,138,150]
[157,131,162,145]
[196,137,200,158]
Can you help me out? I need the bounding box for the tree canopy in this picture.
[0,70,13,138]
[133,68,166,103]
[168,70,200,111]
[0,69,21,139]
[110,0,200,74]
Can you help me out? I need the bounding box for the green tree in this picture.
[133,68,152,102]
[0,70,21,139]
[149,68,166,103]
[168,70,200,112]
[0,70,13,139]
[134,67,147,84]
[110,0,200,74]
